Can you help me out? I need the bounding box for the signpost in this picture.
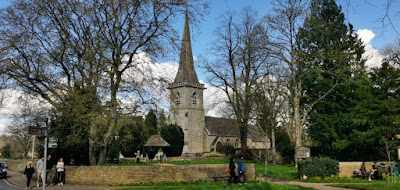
[48,137,58,148]
[48,143,58,148]
[28,127,45,136]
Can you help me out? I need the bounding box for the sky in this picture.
[0,0,399,134]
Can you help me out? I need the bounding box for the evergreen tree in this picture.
[145,109,158,136]
[160,124,184,156]
[352,57,400,161]
[118,116,147,157]
[0,144,11,159]
[158,110,168,128]
[297,0,365,159]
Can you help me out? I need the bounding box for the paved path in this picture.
[264,177,353,190]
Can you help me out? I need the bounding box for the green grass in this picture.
[115,180,225,187]
[116,182,314,190]
[303,176,374,183]
[256,163,299,180]
[331,181,400,190]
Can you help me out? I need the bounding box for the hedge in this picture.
[298,157,339,178]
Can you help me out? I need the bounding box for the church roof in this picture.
[204,116,266,142]
[144,135,171,147]
[172,13,199,84]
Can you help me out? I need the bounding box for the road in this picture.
[1,175,23,190]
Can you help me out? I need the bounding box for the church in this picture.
[167,14,269,156]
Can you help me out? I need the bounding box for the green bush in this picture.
[298,157,339,178]
[160,124,184,156]
[0,144,11,158]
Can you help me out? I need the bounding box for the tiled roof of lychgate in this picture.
[144,135,171,147]
[204,116,266,142]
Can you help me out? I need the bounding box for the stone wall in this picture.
[65,163,256,185]
[339,162,394,177]
[1,159,35,172]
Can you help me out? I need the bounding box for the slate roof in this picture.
[204,116,266,142]
[144,135,171,147]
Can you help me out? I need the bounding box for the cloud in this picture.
[356,29,385,69]
[202,82,228,117]
[0,116,11,134]
[357,29,375,44]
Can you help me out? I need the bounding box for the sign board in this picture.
[296,146,311,159]
[49,137,58,143]
[48,143,58,148]
[28,127,45,136]
[398,146,400,160]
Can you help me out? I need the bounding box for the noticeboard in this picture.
[296,146,311,159]
[28,127,45,136]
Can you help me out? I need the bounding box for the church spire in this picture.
[173,12,199,84]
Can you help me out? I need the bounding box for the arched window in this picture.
[235,139,239,148]
[226,139,230,146]
[175,92,181,105]
[192,92,197,105]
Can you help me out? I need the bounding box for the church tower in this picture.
[168,13,206,155]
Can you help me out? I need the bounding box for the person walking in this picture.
[56,158,65,185]
[134,150,140,164]
[227,158,237,184]
[46,155,54,185]
[24,161,35,189]
[36,157,45,187]
[237,155,246,184]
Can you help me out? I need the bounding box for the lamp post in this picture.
[28,117,49,190]
[31,135,35,160]
[42,118,48,190]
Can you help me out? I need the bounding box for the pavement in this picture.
[3,170,116,190]
[264,177,354,190]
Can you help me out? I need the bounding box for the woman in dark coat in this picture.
[24,161,35,189]
[227,158,237,184]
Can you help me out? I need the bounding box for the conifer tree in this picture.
[296,0,365,158]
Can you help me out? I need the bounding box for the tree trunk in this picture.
[294,85,302,167]
[264,135,269,183]
[89,124,97,165]
[271,126,276,165]
[98,145,107,165]
[240,122,248,154]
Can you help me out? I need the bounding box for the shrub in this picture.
[160,124,184,156]
[216,143,235,156]
[0,144,11,158]
[298,157,339,178]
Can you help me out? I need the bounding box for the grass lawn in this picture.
[116,182,314,190]
[256,163,299,180]
[330,180,400,190]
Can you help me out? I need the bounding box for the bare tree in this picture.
[265,0,307,165]
[0,0,207,165]
[203,7,271,154]
[343,0,400,35]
